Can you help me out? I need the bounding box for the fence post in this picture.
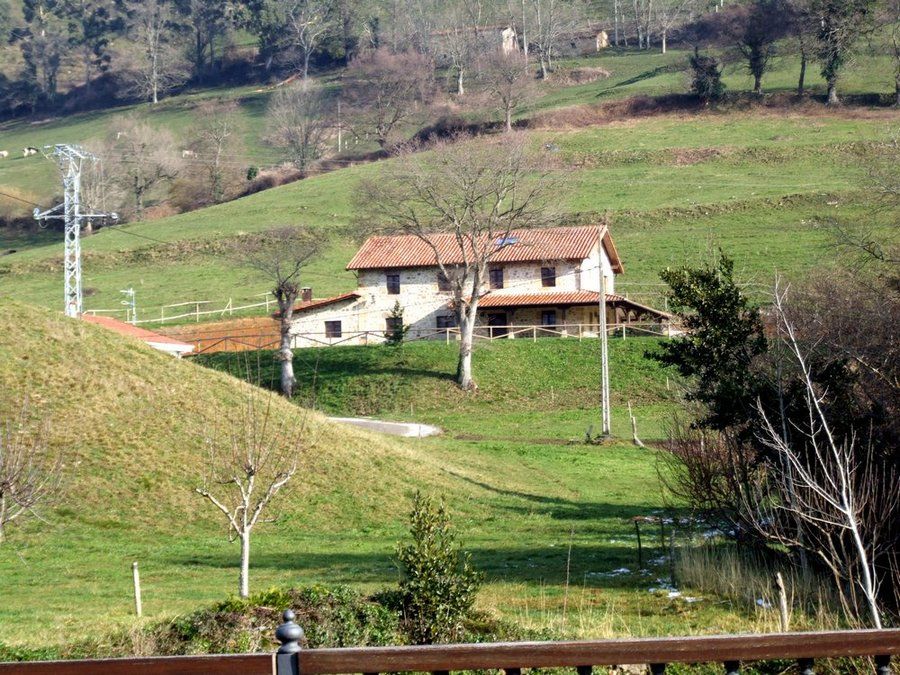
[132,561,142,617]
[275,609,303,675]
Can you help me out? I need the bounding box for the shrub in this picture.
[384,301,408,347]
[396,492,483,644]
[689,49,725,104]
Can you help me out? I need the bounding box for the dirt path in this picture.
[327,417,442,438]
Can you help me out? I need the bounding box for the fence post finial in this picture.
[276,609,304,653]
[275,609,303,675]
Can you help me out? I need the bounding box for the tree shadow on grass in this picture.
[445,471,682,525]
[170,542,665,590]
[201,348,455,389]
[601,65,676,92]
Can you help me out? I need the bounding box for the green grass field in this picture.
[0,301,815,651]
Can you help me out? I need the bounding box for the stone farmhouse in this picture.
[288,225,669,347]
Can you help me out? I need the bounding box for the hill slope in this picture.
[0,301,465,642]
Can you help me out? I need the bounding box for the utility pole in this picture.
[34,145,117,318]
[599,271,612,437]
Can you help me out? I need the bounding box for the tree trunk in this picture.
[753,73,762,95]
[457,67,465,96]
[151,49,159,104]
[661,30,666,54]
[826,77,839,105]
[303,50,311,83]
[505,106,513,131]
[539,55,548,79]
[633,0,642,50]
[614,0,620,46]
[278,301,296,398]
[895,73,899,107]
[797,53,807,96]
[239,529,250,598]
[456,305,478,390]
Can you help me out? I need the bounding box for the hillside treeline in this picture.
[1,0,895,118]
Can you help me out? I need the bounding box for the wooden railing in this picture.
[2,612,897,675]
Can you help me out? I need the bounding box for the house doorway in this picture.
[487,312,508,338]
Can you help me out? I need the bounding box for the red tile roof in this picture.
[81,314,194,349]
[346,226,623,273]
[479,291,670,317]
[479,290,610,308]
[290,292,360,314]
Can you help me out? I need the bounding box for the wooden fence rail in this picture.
[2,613,897,675]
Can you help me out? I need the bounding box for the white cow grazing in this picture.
[181,149,196,158]
[0,151,8,158]
[23,147,38,157]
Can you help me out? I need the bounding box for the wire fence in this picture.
[83,294,276,325]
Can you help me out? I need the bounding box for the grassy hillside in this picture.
[0,301,457,643]
[0,301,813,651]
[198,337,676,440]
[2,108,897,318]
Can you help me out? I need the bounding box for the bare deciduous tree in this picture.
[124,0,189,104]
[104,116,182,220]
[480,49,537,132]
[654,0,697,54]
[754,283,897,628]
[360,134,560,391]
[285,0,337,83]
[195,391,305,598]
[528,0,587,78]
[808,0,878,105]
[343,48,435,150]
[267,83,333,173]
[440,3,478,96]
[189,101,245,205]
[0,403,61,544]
[234,227,324,397]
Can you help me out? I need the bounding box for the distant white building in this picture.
[288,225,669,347]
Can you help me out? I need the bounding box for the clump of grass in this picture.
[676,543,844,631]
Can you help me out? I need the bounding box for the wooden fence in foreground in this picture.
[2,613,897,675]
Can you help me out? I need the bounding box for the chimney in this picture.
[300,287,313,302]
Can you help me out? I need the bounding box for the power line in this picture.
[0,190,44,208]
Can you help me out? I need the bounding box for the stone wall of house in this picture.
[288,243,617,346]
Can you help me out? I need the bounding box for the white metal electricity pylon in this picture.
[34,145,117,318]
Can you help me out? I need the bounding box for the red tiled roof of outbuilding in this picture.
[346,226,623,273]
[81,313,193,347]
